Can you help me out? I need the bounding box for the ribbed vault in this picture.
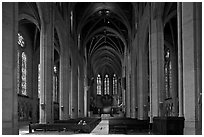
[75,2,132,77]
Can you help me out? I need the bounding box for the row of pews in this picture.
[109,117,150,134]
[29,117,101,133]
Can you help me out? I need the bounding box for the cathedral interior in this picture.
[2,2,202,135]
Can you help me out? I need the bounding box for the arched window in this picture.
[164,48,171,98]
[113,74,117,95]
[53,65,59,102]
[18,33,25,47]
[104,74,109,95]
[17,33,27,96]
[97,74,101,95]
[21,52,27,95]
[38,64,40,98]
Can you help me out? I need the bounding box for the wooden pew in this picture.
[29,118,101,133]
[109,118,149,134]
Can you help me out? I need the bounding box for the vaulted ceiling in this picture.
[75,2,133,77]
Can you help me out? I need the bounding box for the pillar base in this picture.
[184,120,196,135]
[2,121,19,135]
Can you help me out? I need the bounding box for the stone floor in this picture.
[19,120,152,135]
[91,120,109,135]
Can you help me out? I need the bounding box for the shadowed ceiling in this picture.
[75,2,133,77]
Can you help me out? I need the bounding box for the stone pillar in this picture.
[84,65,88,117]
[78,65,84,117]
[70,55,78,118]
[125,53,131,118]
[59,43,70,120]
[32,50,40,123]
[143,48,149,119]
[2,3,18,134]
[87,79,91,117]
[137,37,144,120]
[122,65,126,113]
[93,74,97,97]
[177,2,184,118]
[77,66,80,117]
[38,3,54,124]
[182,2,202,135]
[58,8,71,119]
[137,29,149,120]
[130,51,136,118]
[117,77,121,106]
[68,63,72,117]
[170,47,178,116]
[150,4,165,118]
[80,67,84,117]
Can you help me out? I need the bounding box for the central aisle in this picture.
[90,120,109,135]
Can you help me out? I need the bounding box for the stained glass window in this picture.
[38,64,40,98]
[53,65,59,102]
[113,74,117,94]
[164,48,171,98]
[104,74,109,95]
[17,51,20,94]
[17,33,27,96]
[18,33,25,47]
[97,74,102,95]
[21,52,27,95]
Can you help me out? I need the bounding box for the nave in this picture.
[2,2,202,135]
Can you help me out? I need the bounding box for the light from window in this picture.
[70,11,73,33]
[97,74,101,95]
[17,51,20,94]
[54,65,57,73]
[104,74,109,95]
[164,48,171,98]
[113,74,117,94]
[53,65,58,102]
[18,33,25,47]
[38,64,40,98]
[21,52,27,95]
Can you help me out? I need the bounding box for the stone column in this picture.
[130,51,136,118]
[58,6,71,120]
[2,3,18,134]
[84,65,88,117]
[125,53,131,118]
[77,66,80,117]
[122,65,126,113]
[137,36,144,120]
[117,77,121,106]
[78,65,84,117]
[177,2,184,118]
[137,28,149,120]
[32,50,40,123]
[87,78,92,117]
[182,2,202,135]
[150,4,165,118]
[143,49,149,119]
[93,74,97,97]
[170,47,178,116]
[70,54,78,118]
[38,3,54,124]
[59,43,70,120]
[80,66,85,117]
